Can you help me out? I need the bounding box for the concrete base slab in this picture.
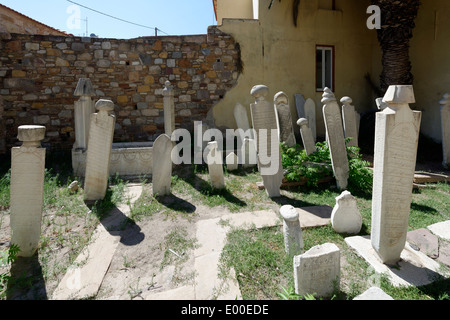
[428,221,450,241]
[345,235,449,288]
[353,286,394,300]
[297,206,332,228]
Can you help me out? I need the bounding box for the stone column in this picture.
[206,141,225,189]
[10,125,46,257]
[163,81,175,137]
[152,134,173,197]
[297,118,317,156]
[440,93,450,169]
[341,96,359,147]
[250,85,283,198]
[322,88,349,190]
[280,205,303,257]
[371,85,422,265]
[274,92,296,147]
[84,100,116,202]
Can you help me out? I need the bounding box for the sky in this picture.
[0,0,217,38]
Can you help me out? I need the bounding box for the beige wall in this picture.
[213,0,378,139]
[410,0,450,142]
[216,0,254,25]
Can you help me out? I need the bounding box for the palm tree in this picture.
[269,0,421,94]
[371,0,421,93]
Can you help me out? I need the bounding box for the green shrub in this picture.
[281,140,373,195]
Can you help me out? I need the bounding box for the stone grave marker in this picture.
[250,85,283,198]
[371,85,421,265]
[226,152,239,171]
[274,92,296,147]
[322,87,349,190]
[240,137,258,168]
[297,118,317,155]
[295,94,306,119]
[294,243,340,298]
[341,96,359,147]
[206,141,225,189]
[10,125,46,257]
[331,191,362,235]
[440,93,450,168]
[152,134,173,197]
[234,102,254,140]
[163,81,176,137]
[280,205,303,257]
[84,99,116,202]
[73,78,96,151]
[304,98,317,142]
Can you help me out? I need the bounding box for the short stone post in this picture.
[280,205,303,257]
[440,93,450,169]
[341,96,359,147]
[322,88,349,190]
[206,141,225,189]
[84,100,116,202]
[10,125,46,257]
[297,118,317,155]
[274,92,296,147]
[250,85,283,198]
[294,243,340,298]
[152,134,173,197]
[371,85,422,265]
[163,81,175,137]
[73,78,96,151]
[331,191,362,235]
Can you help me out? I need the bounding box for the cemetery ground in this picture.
[0,139,450,301]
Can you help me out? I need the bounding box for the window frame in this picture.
[315,45,335,92]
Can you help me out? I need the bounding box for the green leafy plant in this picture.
[0,244,21,298]
[281,140,373,195]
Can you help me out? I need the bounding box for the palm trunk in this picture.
[372,0,421,93]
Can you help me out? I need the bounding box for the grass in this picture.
[0,158,127,299]
[1,151,450,300]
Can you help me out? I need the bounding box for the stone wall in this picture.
[0,26,240,153]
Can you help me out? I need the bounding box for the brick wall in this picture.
[0,26,240,153]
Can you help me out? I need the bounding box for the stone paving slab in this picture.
[428,221,450,241]
[345,235,449,288]
[407,228,439,259]
[51,184,143,300]
[297,205,332,228]
[413,173,450,184]
[192,210,280,301]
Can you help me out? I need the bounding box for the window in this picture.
[316,46,334,91]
